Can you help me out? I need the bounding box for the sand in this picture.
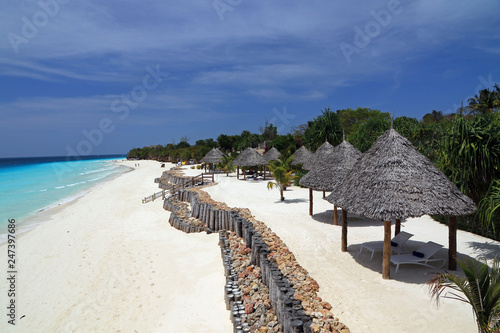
[177,166,499,333]
[0,160,232,333]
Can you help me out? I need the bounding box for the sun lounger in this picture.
[390,241,446,274]
[359,231,413,260]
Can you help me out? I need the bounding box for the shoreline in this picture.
[0,160,133,244]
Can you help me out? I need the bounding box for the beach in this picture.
[0,160,231,333]
[2,161,499,333]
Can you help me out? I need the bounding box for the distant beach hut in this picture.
[200,148,225,172]
[232,147,268,180]
[331,128,476,279]
[291,146,313,167]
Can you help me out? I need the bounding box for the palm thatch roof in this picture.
[333,128,476,220]
[302,141,334,170]
[262,147,282,162]
[300,140,362,191]
[200,148,225,164]
[232,147,267,167]
[291,146,313,166]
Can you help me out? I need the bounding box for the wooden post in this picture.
[333,205,338,226]
[341,209,348,252]
[383,220,392,279]
[264,165,266,180]
[237,167,239,179]
[212,173,214,182]
[309,188,313,216]
[243,167,246,181]
[323,190,325,198]
[395,219,401,235]
[449,216,457,270]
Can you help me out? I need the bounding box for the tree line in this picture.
[127,85,500,240]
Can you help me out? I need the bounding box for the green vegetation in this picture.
[127,86,500,240]
[267,156,295,201]
[428,258,500,333]
[218,155,236,176]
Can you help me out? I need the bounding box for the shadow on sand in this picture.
[466,241,500,260]
[273,198,308,204]
[347,240,478,284]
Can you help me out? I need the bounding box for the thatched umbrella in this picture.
[232,147,268,180]
[291,146,313,166]
[299,141,335,214]
[297,139,362,224]
[302,141,334,171]
[262,147,282,162]
[331,128,476,279]
[200,148,225,172]
[262,147,282,180]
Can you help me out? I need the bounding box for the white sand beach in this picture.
[0,160,231,333]
[2,161,499,333]
[179,166,500,333]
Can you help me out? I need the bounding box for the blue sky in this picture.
[1,0,499,157]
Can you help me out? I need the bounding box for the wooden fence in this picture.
[142,189,167,204]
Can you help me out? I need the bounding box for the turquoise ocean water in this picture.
[0,155,129,243]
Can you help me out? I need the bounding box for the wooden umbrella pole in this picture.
[395,219,401,235]
[383,220,392,279]
[243,167,246,181]
[237,167,239,179]
[449,216,457,270]
[323,190,325,198]
[333,205,338,226]
[341,209,348,252]
[309,188,313,216]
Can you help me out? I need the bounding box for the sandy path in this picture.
[0,160,231,333]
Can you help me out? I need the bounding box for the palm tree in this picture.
[303,107,343,151]
[467,87,500,115]
[428,258,500,333]
[267,156,295,201]
[218,155,235,176]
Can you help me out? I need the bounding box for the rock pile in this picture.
[160,173,350,332]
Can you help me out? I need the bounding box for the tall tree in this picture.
[217,134,236,152]
[303,107,343,151]
[259,121,278,142]
[349,113,391,152]
[467,86,500,115]
[337,107,385,136]
[440,113,500,205]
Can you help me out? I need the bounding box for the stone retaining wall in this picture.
[162,186,349,333]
